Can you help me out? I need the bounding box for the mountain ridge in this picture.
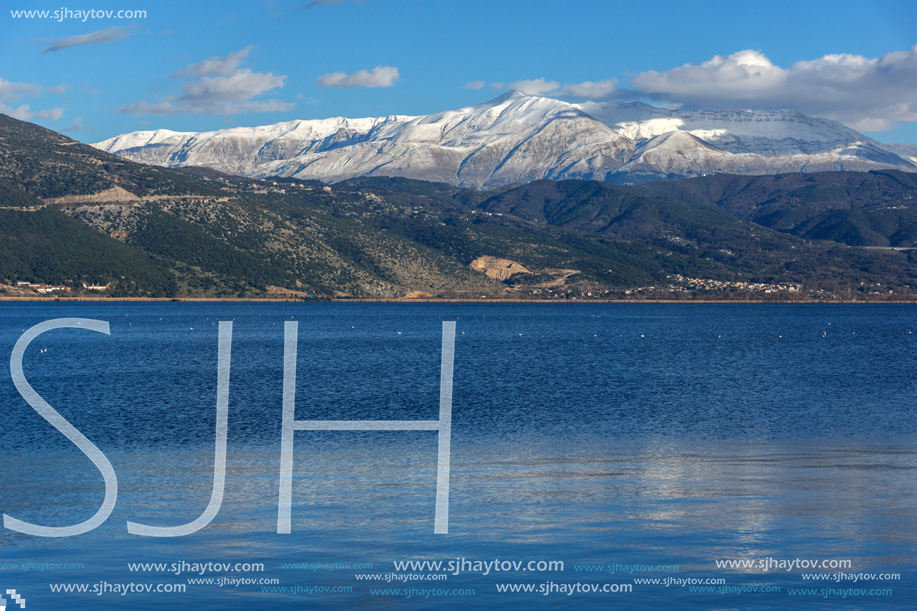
[3,113,917,300]
[94,92,916,188]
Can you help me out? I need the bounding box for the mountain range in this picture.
[95,92,917,188]
[2,113,917,300]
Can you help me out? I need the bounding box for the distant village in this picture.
[2,281,110,295]
[11,280,71,294]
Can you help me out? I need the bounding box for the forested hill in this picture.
[1,114,916,300]
[633,170,917,247]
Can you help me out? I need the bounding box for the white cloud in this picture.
[179,70,286,106]
[0,78,45,102]
[0,103,65,121]
[505,77,559,96]
[631,47,917,130]
[120,47,293,115]
[119,100,178,115]
[489,76,618,100]
[0,77,67,122]
[633,50,783,101]
[173,46,253,77]
[41,26,131,53]
[848,117,896,132]
[555,77,619,101]
[63,116,91,131]
[462,80,485,90]
[476,46,917,131]
[316,65,399,88]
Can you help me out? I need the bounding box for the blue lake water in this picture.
[0,302,915,609]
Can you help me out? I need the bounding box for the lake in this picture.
[0,302,914,609]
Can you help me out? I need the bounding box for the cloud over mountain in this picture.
[555,77,620,101]
[631,47,917,131]
[504,78,559,96]
[487,76,621,102]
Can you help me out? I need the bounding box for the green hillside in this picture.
[634,170,917,247]
[0,208,176,295]
[1,113,916,300]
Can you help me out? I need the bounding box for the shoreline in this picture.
[1,296,915,304]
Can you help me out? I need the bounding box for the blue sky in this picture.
[2,0,917,144]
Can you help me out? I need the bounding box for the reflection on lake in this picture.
[1,302,914,609]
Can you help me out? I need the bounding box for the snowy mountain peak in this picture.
[93,93,916,188]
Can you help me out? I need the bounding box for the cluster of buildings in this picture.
[627,275,803,295]
[14,281,72,294]
[247,180,332,196]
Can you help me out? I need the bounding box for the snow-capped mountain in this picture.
[94,92,917,188]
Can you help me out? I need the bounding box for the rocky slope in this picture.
[94,92,917,187]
